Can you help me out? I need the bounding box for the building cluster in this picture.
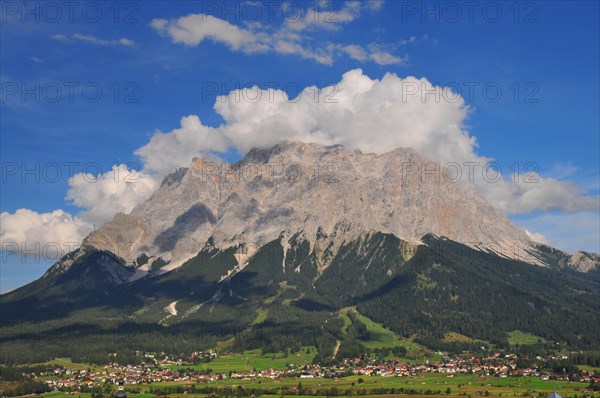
[27,351,599,391]
[346,353,597,382]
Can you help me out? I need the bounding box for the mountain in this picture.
[79,141,572,269]
[1,141,598,364]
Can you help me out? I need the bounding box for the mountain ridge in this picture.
[2,230,598,363]
[80,141,561,272]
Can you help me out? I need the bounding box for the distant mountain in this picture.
[1,141,598,363]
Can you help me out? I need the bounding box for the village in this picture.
[31,351,599,392]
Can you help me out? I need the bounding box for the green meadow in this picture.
[507,330,546,346]
[169,347,317,372]
[339,308,439,361]
[128,373,598,398]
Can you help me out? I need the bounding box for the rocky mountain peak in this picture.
[81,141,582,276]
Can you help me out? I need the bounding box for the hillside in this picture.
[1,232,598,364]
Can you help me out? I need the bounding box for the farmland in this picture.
[108,373,599,398]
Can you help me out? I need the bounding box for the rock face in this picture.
[80,140,566,273]
[568,252,600,273]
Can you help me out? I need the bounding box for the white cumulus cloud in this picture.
[135,117,229,175]
[66,164,159,225]
[0,209,92,257]
[1,165,158,255]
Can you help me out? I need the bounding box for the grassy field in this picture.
[170,347,317,372]
[352,311,405,349]
[340,311,352,334]
[443,332,487,345]
[28,357,119,372]
[339,308,438,361]
[129,373,599,398]
[507,330,545,345]
[339,308,407,349]
[251,308,269,325]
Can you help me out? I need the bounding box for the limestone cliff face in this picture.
[80,141,593,272]
[568,252,600,273]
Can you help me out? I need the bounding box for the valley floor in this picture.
[27,373,600,398]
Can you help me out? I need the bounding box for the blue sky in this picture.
[1,1,599,292]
